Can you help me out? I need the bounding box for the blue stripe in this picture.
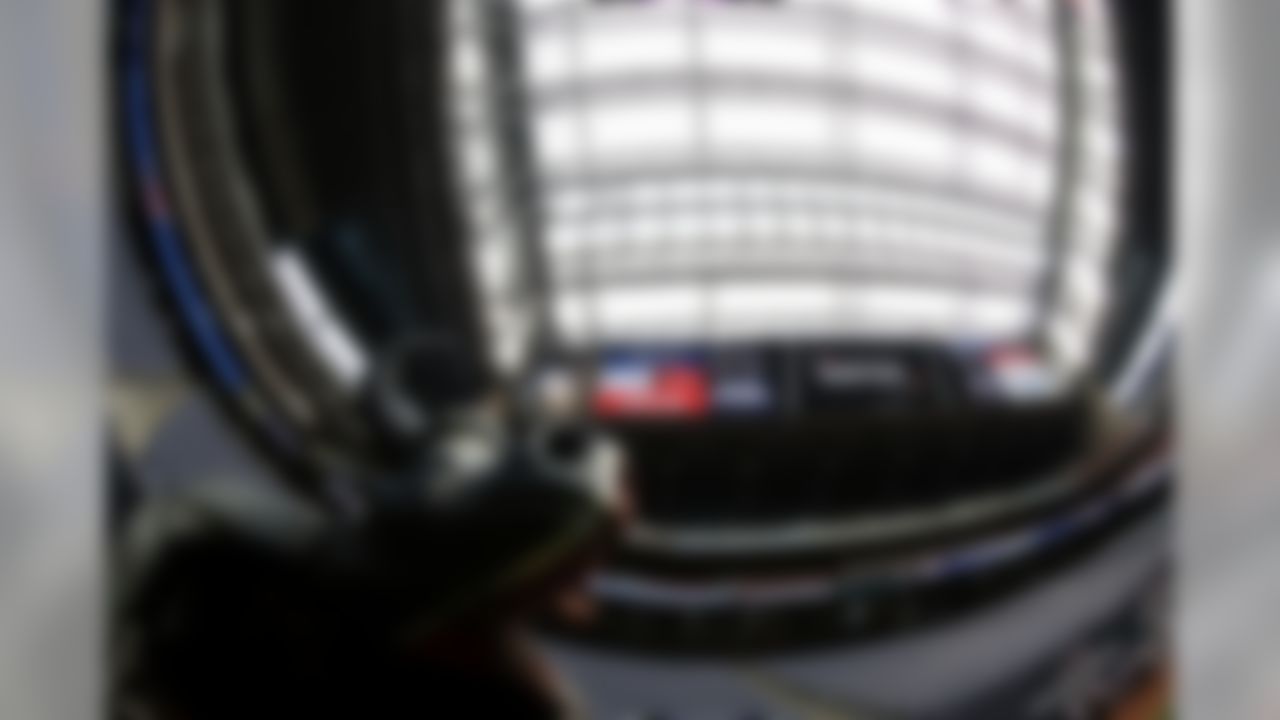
[121,0,248,390]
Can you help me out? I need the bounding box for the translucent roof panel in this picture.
[448,0,1123,369]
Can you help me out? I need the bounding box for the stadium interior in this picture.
[109,0,1171,717]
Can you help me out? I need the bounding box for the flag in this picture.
[593,354,710,419]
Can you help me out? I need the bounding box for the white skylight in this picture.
[448,0,1124,372]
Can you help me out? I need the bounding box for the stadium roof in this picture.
[448,0,1124,375]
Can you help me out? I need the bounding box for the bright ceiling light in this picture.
[271,249,370,389]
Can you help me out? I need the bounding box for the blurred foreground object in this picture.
[114,402,627,720]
